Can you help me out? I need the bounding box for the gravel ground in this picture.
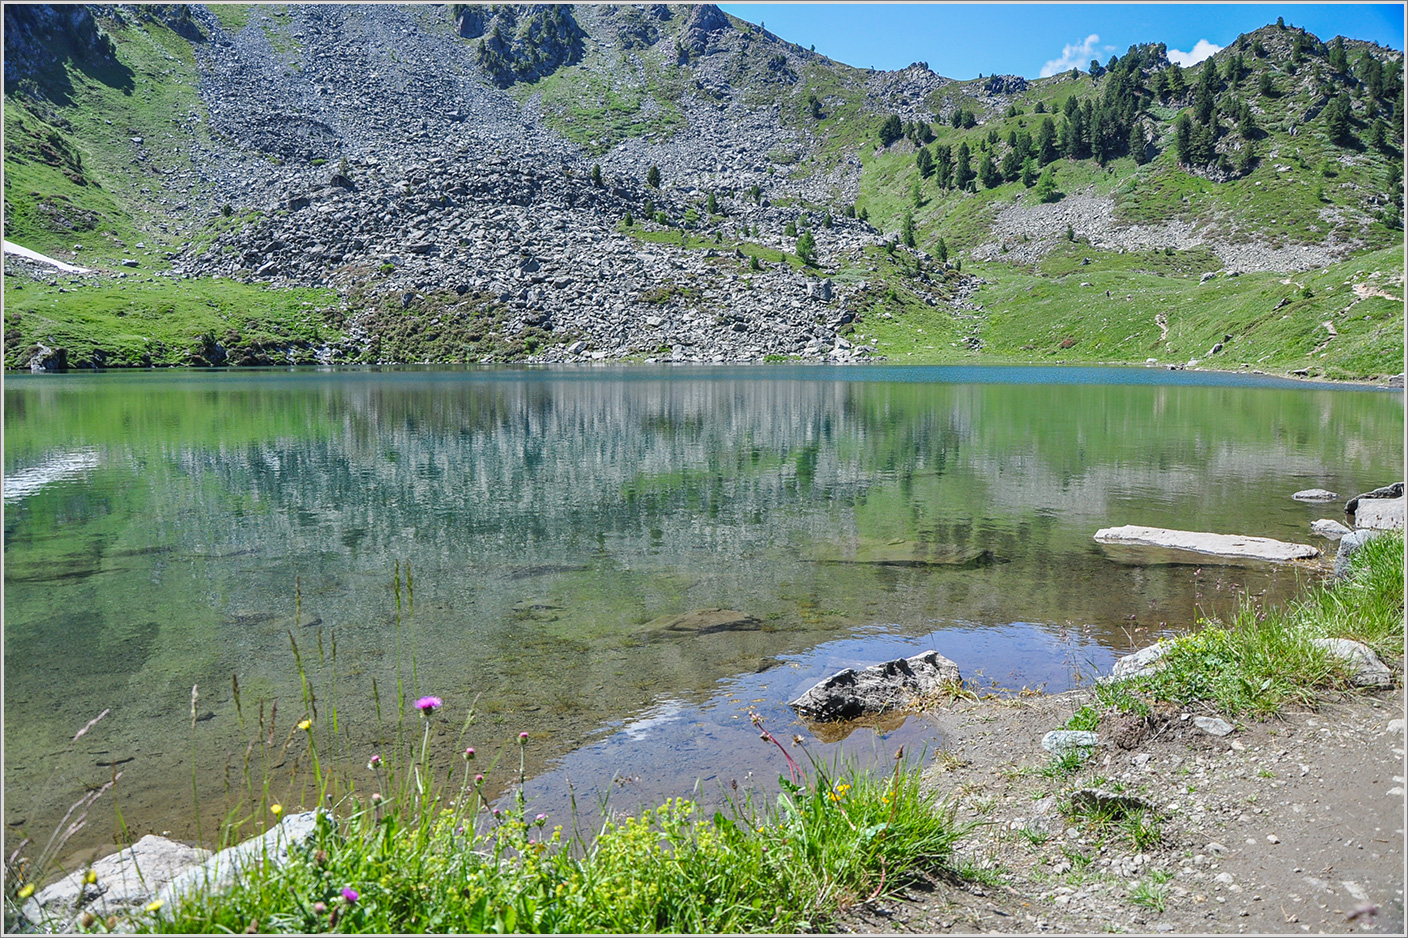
[832,685,1405,935]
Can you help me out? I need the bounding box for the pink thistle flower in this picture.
[463,747,475,760]
[341,887,359,904]
[312,902,327,915]
[414,696,442,714]
[367,754,382,769]
[518,731,529,741]
[475,774,484,784]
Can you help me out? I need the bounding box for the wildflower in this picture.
[84,869,97,885]
[17,883,34,900]
[463,747,475,760]
[270,803,283,817]
[519,731,529,741]
[367,754,382,769]
[535,813,547,827]
[298,718,312,731]
[145,900,164,913]
[341,886,359,904]
[414,695,442,714]
[475,773,484,784]
[371,792,383,804]
[312,902,327,915]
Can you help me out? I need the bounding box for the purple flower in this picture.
[475,774,484,784]
[367,754,382,769]
[415,696,442,714]
[312,902,327,915]
[463,747,475,760]
[341,887,359,904]
[518,731,529,741]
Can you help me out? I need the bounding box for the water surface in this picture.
[4,364,1401,858]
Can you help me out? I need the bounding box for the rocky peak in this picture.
[454,3,585,88]
[681,3,730,57]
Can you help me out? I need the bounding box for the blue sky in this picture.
[716,4,1405,79]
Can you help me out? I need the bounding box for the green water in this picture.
[3,364,1402,860]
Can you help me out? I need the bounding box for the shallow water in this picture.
[3,364,1401,859]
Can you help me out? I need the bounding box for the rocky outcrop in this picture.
[680,3,730,58]
[457,4,585,88]
[1311,638,1393,687]
[1345,482,1404,513]
[790,650,961,721]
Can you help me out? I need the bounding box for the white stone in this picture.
[158,811,322,906]
[1094,525,1318,562]
[21,835,209,931]
[1104,642,1169,682]
[1193,716,1235,737]
[1042,730,1099,753]
[1310,638,1393,687]
[1310,519,1352,540]
[1292,488,1340,502]
[1354,495,1404,531]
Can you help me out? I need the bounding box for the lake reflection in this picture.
[3,365,1401,858]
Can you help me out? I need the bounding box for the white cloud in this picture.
[1040,34,1101,78]
[1167,39,1223,67]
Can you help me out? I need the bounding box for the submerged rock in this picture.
[636,608,762,640]
[790,650,961,721]
[1094,525,1318,563]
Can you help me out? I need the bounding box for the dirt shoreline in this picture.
[832,685,1405,935]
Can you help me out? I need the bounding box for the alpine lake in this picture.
[3,364,1402,866]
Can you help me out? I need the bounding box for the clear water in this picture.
[3,364,1402,860]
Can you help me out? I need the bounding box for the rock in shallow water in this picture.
[789,650,961,721]
[1292,488,1340,502]
[1093,525,1318,563]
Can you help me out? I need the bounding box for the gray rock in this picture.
[1094,525,1318,562]
[1104,642,1169,682]
[1193,716,1234,736]
[1334,529,1383,577]
[1346,483,1404,514]
[1310,518,1353,540]
[120,258,140,267]
[21,834,209,931]
[1354,495,1403,531]
[789,650,961,721]
[1310,638,1393,687]
[1292,488,1340,502]
[1042,730,1099,753]
[157,811,322,906]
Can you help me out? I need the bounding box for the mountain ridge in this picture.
[3,3,1402,378]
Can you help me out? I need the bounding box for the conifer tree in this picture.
[796,230,817,265]
[647,165,661,188]
[954,142,974,190]
[901,210,916,248]
[916,145,935,178]
[978,151,1001,188]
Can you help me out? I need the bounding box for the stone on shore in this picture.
[1310,638,1393,687]
[157,811,322,906]
[1292,488,1340,502]
[21,834,209,931]
[1334,530,1383,577]
[790,650,961,721]
[1104,642,1170,681]
[1353,495,1404,531]
[1345,482,1404,515]
[1042,730,1099,754]
[1193,716,1235,736]
[1093,525,1318,563]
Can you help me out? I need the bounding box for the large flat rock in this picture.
[1353,495,1404,531]
[1094,526,1318,563]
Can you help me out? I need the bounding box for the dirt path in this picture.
[832,686,1404,935]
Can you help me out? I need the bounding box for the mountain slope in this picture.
[3,4,1402,379]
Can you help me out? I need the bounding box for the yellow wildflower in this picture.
[298,719,312,731]
[270,803,283,817]
[145,900,164,913]
[17,883,34,900]
[84,869,98,885]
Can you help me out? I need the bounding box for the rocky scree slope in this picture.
[3,4,1403,371]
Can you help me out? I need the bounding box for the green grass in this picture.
[135,736,964,934]
[4,278,342,368]
[1097,530,1404,718]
